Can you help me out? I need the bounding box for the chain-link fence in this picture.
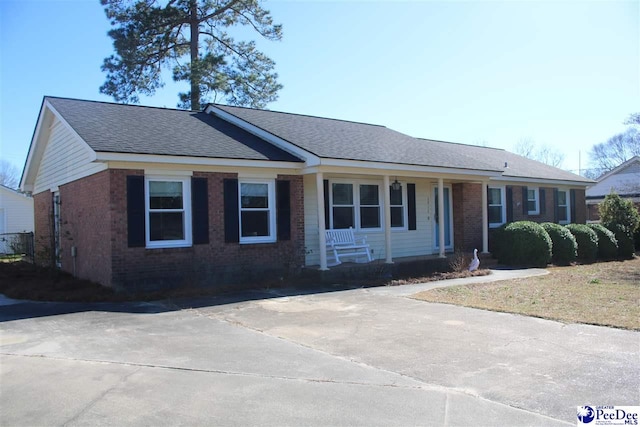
[0,232,34,261]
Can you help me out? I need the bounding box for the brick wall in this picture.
[109,170,306,291]
[33,191,53,266]
[452,183,483,252]
[58,170,113,286]
[510,186,564,223]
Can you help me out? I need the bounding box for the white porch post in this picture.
[438,177,445,258]
[482,180,489,254]
[316,172,328,270]
[383,175,393,264]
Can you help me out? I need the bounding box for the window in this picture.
[330,181,382,230]
[488,187,505,227]
[360,184,380,228]
[390,185,406,228]
[239,180,276,243]
[332,183,355,229]
[527,187,539,215]
[146,177,191,248]
[557,190,569,224]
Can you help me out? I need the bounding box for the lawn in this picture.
[412,257,640,330]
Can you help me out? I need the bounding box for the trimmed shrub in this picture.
[489,224,507,260]
[541,223,577,265]
[587,224,618,260]
[606,223,635,259]
[495,221,552,267]
[565,224,598,262]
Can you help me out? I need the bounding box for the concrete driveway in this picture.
[1,275,638,426]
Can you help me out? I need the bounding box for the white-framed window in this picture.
[145,176,192,248]
[359,184,381,229]
[527,187,540,215]
[390,184,407,229]
[488,186,506,228]
[557,189,570,224]
[239,179,276,244]
[330,181,383,230]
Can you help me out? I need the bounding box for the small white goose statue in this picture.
[468,249,480,272]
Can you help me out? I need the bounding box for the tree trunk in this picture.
[189,0,200,110]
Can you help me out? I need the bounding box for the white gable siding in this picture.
[304,175,434,266]
[586,159,640,198]
[33,117,106,194]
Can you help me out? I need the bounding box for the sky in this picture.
[0,0,638,179]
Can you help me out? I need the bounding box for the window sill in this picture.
[146,242,193,250]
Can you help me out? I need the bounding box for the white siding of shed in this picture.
[0,188,34,233]
[33,117,106,194]
[304,175,435,266]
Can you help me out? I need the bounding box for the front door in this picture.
[433,186,453,251]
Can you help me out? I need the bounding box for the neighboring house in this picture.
[0,184,34,254]
[20,97,593,290]
[586,156,640,221]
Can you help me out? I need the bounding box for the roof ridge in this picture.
[213,103,388,128]
[417,137,506,151]
[45,96,200,113]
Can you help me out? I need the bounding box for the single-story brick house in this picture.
[20,97,593,290]
[586,156,640,221]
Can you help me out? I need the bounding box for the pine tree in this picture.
[100,0,283,110]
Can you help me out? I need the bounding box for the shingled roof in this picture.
[213,105,503,173]
[417,139,594,183]
[45,97,592,184]
[46,97,302,162]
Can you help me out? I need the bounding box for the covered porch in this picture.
[302,166,500,271]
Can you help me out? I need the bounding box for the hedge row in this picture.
[492,221,632,267]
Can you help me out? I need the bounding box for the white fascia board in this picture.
[95,152,303,170]
[205,105,321,167]
[20,100,51,192]
[304,159,502,179]
[491,176,594,187]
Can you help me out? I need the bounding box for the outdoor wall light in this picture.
[391,178,402,191]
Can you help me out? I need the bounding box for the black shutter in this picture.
[539,188,546,215]
[224,178,239,243]
[570,189,577,223]
[506,187,513,223]
[323,179,330,229]
[192,177,209,244]
[407,183,417,230]
[553,188,559,223]
[277,180,291,241]
[522,186,528,215]
[127,175,145,248]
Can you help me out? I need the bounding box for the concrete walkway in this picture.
[1,268,638,426]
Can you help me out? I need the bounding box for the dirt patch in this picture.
[0,260,490,303]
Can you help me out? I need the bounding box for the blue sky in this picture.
[1,0,638,177]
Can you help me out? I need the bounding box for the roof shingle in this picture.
[46,97,302,162]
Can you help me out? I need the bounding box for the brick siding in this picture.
[58,170,113,286]
[452,183,483,252]
[108,170,305,291]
